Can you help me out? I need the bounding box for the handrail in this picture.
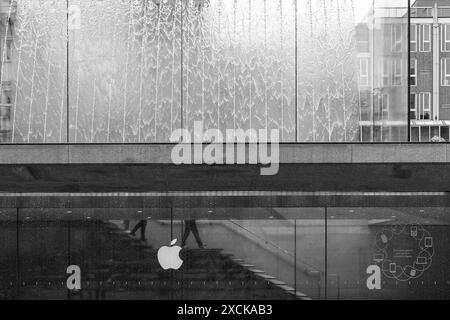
[227,219,321,274]
[228,219,294,258]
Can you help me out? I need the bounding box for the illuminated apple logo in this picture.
[157,239,183,270]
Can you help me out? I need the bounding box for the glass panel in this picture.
[3,206,325,300]
[15,208,175,300]
[0,208,17,299]
[2,202,450,300]
[420,126,429,142]
[0,0,414,144]
[182,0,295,142]
[281,208,326,300]
[430,126,439,140]
[68,0,182,143]
[411,126,419,142]
[68,208,172,300]
[173,208,300,300]
[327,208,450,300]
[441,126,449,141]
[298,0,363,142]
[18,209,70,299]
[355,0,409,142]
[5,0,67,143]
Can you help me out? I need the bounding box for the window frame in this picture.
[410,58,417,86]
[392,59,402,86]
[442,24,450,52]
[419,24,431,52]
[392,23,403,53]
[410,93,418,120]
[359,58,369,87]
[411,24,417,52]
[419,92,431,120]
[382,59,390,87]
[381,93,389,120]
[442,58,450,86]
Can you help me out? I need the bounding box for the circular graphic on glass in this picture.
[373,224,434,281]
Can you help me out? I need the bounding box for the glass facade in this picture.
[357,1,409,142]
[0,205,449,300]
[0,0,423,143]
[1,0,450,303]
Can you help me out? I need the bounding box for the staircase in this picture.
[3,220,310,300]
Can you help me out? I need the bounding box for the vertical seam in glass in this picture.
[66,0,70,144]
[324,206,328,300]
[181,0,184,140]
[295,0,298,142]
[371,3,375,142]
[408,0,411,142]
[16,207,19,298]
[294,218,297,297]
[67,220,71,267]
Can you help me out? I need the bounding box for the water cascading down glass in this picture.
[0,0,383,143]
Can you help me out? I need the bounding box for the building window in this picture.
[382,59,390,86]
[410,58,417,86]
[392,59,402,86]
[357,40,369,52]
[442,58,450,86]
[419,24,431,52]
[442,24,450,52]
[355,26,370,53]
[392,24,402,52]
[381,93,389,120]
[419,92,431,120]
[359,58,369,87]
[411,24,417,52]
[410,93,417,120]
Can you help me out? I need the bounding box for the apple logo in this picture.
[157,239,183,270]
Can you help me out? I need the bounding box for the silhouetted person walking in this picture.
[182,220,204,248]
[130,220,147,241]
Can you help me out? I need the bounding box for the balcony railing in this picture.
[411,6,450,18]
[411,7,433,18]
[438,6,450,17]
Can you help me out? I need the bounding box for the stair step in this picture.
[221,252,234,257]
[248,269,265,273]
[110,230,128,235]
[277,284,295,292]
[256,274,276,280]
[268,279,286,286]
[292,291,309,298]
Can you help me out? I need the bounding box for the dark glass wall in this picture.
[0,205,449,300]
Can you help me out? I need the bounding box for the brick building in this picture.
[356,0,450,142]
[410,0,450,141]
